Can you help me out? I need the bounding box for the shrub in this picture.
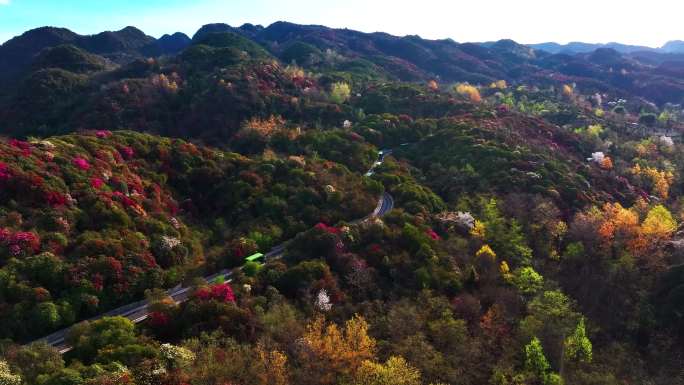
[330,82,351,104]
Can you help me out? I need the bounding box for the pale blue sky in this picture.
[0,0,681,47]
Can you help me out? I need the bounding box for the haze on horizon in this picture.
[0,0,681,47]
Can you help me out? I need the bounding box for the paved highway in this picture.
[29,149,395,354]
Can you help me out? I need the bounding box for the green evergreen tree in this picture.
[564,318,592,363]
[525,337,550,376]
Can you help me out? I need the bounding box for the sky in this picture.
[0,0,682,47]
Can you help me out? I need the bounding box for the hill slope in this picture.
[0,20,684,385]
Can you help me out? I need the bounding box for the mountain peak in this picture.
[491,39,536,60]
[662,40,684,52]
[2,26,78,49]
[192,23,235,41]
[153,32,191,55]
[119,26,146,34]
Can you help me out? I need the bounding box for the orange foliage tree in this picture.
[455,83,482,103]
[151,73,180,93]
[600,157,613,170]
[295,315,377,385]
[241,115,286,138]
[596,203,640,252]
[562,84,574,98]
[572,202,677,267]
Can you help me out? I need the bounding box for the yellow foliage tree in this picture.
[499,261,512,282]
[641,205,677,240]
[285,65,306,80]
[296,315,376,385]
[635,205,677,268]
[254,345,290,385]
[184,339,285,385]
[490,80,508,89]
[0,360,21,385]
[470,219,486,239]
[455,83,482,103]
[476,244,497,261]
[151,73,179,93]
[330,82,351,104]
[630,164,675,199]
[353,356,422,385]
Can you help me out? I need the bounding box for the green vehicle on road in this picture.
[245,252,264,263]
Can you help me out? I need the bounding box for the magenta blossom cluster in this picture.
[0,228,40,256]
[8,139,31,156]
[0,162,10,181]
[119,146,134,160]
[91,177,105,189]
[96,130,112,138]
[426,228,441,241]
[73,157,90,171]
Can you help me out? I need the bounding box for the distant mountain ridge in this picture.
[0,21,682,109]
[528,40,684,54]
[0,26,191,83]
[186,21,683,104]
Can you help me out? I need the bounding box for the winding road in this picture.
[29,149,396,354]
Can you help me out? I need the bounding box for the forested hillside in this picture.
[0,21,683,385]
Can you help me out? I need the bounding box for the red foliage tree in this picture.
[194,283,236,303]
[193,287,212,300]
[315,222,339,234]
[45,191,67,207]
[210,283,236,303]
[148,311,170,328]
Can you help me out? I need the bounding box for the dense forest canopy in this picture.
[0,20,683,385]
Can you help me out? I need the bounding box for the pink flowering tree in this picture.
[90,177,105,189]
[73,157,90,171]
[0,162,10,181]
[0,229,40,258]
[9,139,31,156]
[119,146,134,160]
[426,228,441,241]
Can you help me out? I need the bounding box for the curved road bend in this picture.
[31,149,396,354]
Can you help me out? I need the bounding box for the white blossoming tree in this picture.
[315,289,332,312]
[160,235,182,251]
[589,152,605,163]
[160,343,196,370]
